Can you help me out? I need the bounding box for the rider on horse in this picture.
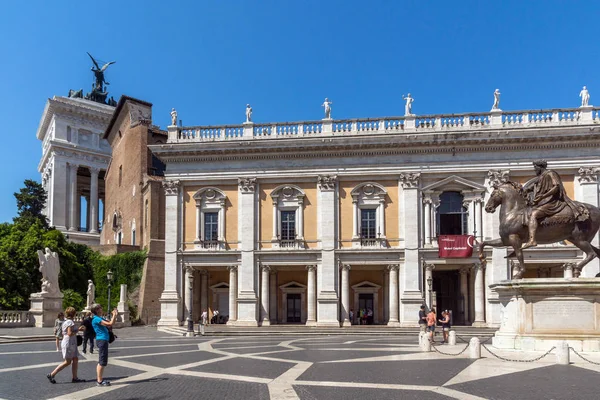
[521,160,589,249]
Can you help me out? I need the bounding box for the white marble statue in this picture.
[580,86,590,107]
[37,248,61,296]
[86,280,95,309]
[322,98,333,119]
[492,89,501,110]
[170,108,178,126]
[402,93,414,116]
[245,104,253,123]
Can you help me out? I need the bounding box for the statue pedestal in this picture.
[490,278,600,352]
[29,293,63,328]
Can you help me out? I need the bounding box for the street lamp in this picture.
[426,276,433,309]
[106,270,113,314]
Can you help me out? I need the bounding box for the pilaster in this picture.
[236,178,258,326]
[578,167,600,277]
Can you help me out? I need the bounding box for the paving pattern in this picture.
[0,327,599,400]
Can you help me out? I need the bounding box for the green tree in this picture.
[14,179,48,228]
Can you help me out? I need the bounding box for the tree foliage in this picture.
[14,180,48,228]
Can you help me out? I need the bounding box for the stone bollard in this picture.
[469,337,481,359]
[421,334,432,352]
[556,341,570,365]
[448,330,457,346]
[418,331,423,346]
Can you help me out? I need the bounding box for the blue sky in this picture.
[0,1,598,223]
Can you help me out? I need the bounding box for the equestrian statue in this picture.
[478,160,600,279]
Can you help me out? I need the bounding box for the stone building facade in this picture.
[37,96,114,245]
[101,96,167,320]
[150,104,600,328]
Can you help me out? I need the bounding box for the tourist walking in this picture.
[349,308,354,325]
[46,307,84,384]
[439,310,451,344]
[200,309,208,335]
[53,312,64,351]
[426,308,436,343]
[91,303,118,386]
[418,305,427,333]
[81,311,95,354]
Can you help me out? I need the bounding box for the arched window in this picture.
[437,191,468,235]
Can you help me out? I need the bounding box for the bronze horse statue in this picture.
[478,181,600,278]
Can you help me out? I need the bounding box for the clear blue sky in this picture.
[0,1,598,223]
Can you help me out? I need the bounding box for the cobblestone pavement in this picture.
[1,327,599,400]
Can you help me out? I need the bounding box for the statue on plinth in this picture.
[170,108,178,126]
[36,248,61,296]
[402,93,414,116]
[580,86,590,107]
[86,280,95,309]
[492,89,501,110]
[322,98,333,119]
[245,104,253,123]
[87,52,115,92]
[478,160,600,279]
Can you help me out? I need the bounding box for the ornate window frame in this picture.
[350,182,387,248]
[270,185,305,249]
[193,187,227,250]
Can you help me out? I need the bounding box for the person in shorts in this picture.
[426,308,437,343]
[53,312,64,351]
[91,304,118,386]
[418,305,427,332]
[439,311,451,344]
[46,307,84,384]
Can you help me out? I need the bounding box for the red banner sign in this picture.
[438,235,475,258]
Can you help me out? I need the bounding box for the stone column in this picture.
[271,195,278,240]
[423,197,432,246]
[184,266,194,332]
[50,158,68,230]
[317,175,339,326]
[431,193,440,246]
[227,265,238,323]
[383,269,389,323]
[237,178,258,325]
[387,264,400,326]
[340,264,351,327]
[578,167,600,276]
[200,270,208,316]
[85,195,90,232]
[297,195,305,239]
[459,268,470,325]
[117,284,130,326]
[260,265,270,326]
[68,162,78,231]
[269,269,277,324]
[474,198,484,242]
[89,167,100,233]
[472,262,486,327]
[399,173,423,326]
[157,180,181,327]
[424,263,435,309]
[306,265,317,326]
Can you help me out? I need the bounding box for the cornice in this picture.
[152,131,600,164]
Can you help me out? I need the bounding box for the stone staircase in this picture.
[158,325,497,338]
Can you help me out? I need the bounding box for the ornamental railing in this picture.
[0,311,35,328]
[167,107,600,144]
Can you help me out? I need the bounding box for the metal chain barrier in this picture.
[569,347,600,365]
[431,342,470,356]
[482,343,556,363]
[457,335,493,344]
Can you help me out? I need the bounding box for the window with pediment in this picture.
[437,191,468,235]
[270,185,305,249]
[193,187,227,250]
[351,182,387,248]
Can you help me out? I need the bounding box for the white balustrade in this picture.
[0,311,34,327]
[167,106,600,144]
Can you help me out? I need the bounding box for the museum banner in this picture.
[438,235,475,258]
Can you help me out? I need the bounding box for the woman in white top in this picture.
[47,307,84,384]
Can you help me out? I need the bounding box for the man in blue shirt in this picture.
[91,304,118,386]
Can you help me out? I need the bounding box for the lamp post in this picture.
[426,276,433,310]
[107,270,113,314]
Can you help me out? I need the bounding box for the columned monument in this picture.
[480,161,600,351]
[29,248,64,327]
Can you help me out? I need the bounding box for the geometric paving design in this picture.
[1,328,600,400]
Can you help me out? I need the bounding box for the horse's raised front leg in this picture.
[478,238,505,262]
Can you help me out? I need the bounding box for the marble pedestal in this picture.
[29,294,63,328]
[490,278,600,352]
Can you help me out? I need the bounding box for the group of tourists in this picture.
[348,308,374,325]
[418,305,451,344]
[47,304,119,386]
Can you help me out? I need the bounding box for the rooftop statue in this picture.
[245,104,253,123]
[402,93,414,116]
[580,86,590,107]
[479,160,600,279]
[492,89,501,110]
[170,108,178,126]
[322,98,332,119]
[87,52,115,92]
